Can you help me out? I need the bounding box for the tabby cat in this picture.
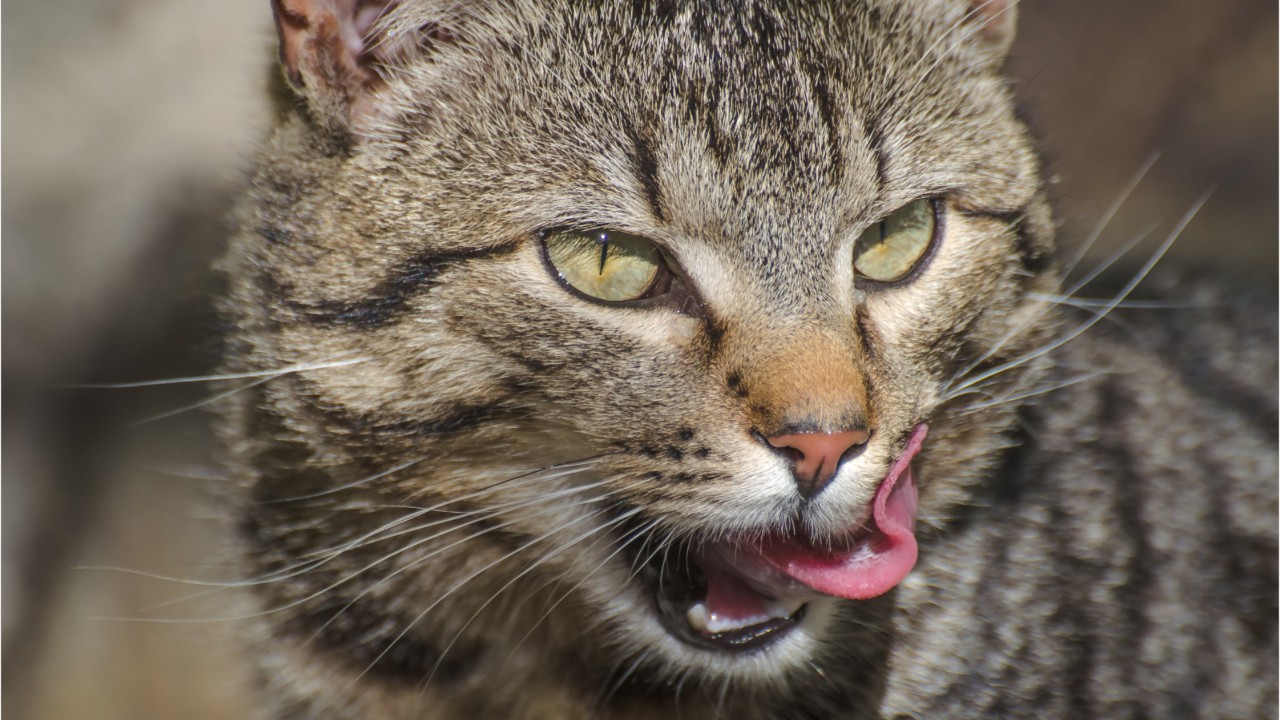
[217,0,1278,717]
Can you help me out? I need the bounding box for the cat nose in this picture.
[765,429,871,499]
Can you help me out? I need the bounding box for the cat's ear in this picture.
[271,0,401,136]
[962,0,1017,56]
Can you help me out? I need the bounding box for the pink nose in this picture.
[766,429,871,499]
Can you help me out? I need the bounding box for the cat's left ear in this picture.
[271,0,401,135]
[962,0,1017,56]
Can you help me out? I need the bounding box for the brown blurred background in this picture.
[3,1,1276,718]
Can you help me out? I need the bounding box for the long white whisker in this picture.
[127,375,278,426]
[139,464,231,481]
[88,457,608,608]
[142,503,520,611]
[1028,293,1211,310]
[1059,223,1157,298]
[422,508,648,689]
[893,0,1021,116]
[291,457,608,559]
[943,223,1155,398]
[263,455,432,504]
[626,522,668,585]
[946,192,1210,400]
[140,488,597,614]
[715,676,732,718]
[958,370,1110,415]
[304,491,622,645]
[90,479,617,624]
[598,651,650,709]
[66,356,368,389]
[1061,153,1160,279]
[500,517,660,670]
[896,1,997,102]
[347,501,639,690]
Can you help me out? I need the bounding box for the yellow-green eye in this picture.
[854,199,937,283]
[544,229,664,302]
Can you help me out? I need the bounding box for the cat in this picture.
[216,0,1278,717]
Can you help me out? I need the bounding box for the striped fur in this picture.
[217,1,1276,717]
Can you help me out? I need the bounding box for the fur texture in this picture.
[217,1,1277,717]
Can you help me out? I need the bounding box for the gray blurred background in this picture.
[3,1,1276,718]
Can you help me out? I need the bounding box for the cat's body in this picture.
[218,1,1277,717]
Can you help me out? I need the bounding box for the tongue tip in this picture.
[829,534,918,600]
[871,424,927,536]
[785,527,919,600]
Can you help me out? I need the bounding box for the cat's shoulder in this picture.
[1034,269,1276,541]
[1062,271,1276,433]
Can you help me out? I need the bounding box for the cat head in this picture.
[227,0,1058,691]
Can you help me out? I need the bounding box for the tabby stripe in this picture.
[313,398,514,439]
[1098,377,1155,647]
[964,206,1050,275]
[1042,499,1098,718]
[277,588,474,685]
[932,411,1031,540]
[256,224,288,244]
[625,122,667,222]
[288,373,517,439]
[1164,344,1279,439]
[1013,223,1052,275]
[958,416,1033,707]
[860,106,890,188]
[629,0,679,25]
[1190,462,1236,711]
[284,242,519,328]
[805,60,845,184]
[693,77,735,170]
[854,305,879,361]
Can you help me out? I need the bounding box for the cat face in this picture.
[228,0,1059,689]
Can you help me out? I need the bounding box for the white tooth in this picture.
[687,599,808,635]
[686,602,710,633]
[706,611,770,634]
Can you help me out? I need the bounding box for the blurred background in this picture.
[3,1,1275,718]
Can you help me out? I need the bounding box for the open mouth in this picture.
[639,424,927,653]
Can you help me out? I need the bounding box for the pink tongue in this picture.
[755,424,927,600]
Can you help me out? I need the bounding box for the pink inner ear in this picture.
[351,1,397,58]
[967,0,1017,48]
[273,0,404,113]
[275,0,398,76]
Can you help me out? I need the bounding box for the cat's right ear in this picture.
[271,0,399,138]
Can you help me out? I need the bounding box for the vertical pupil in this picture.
[597,233,610,275]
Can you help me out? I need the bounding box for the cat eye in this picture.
[543,229,668,303]
[853,198,939,284]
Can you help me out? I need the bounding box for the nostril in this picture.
[775,445,804,464]
[762,428,872,500]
